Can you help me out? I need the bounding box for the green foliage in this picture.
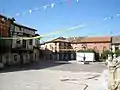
[101,50,112,59]
[77,49,95,53]
[114,50,120,57]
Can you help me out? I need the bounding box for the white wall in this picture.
[76,52,95,62]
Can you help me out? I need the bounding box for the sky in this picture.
[0,0,120,41]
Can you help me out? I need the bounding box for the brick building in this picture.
[69,36,111,55]
[0,14,14,37]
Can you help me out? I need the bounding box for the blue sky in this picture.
[0,0,120,41]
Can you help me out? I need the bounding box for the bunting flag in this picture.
[29,10,32,14]
[103,17,108,21]
[43,5,49,10]
[16,13,20,16]
[1,25,83,40]
[13,0,119,23]
[14,0,80,17]
[67,0,71,5]
[51,3,55,8]
[76,0,79,2]
[103,14,120,21]
[116,14,120,17]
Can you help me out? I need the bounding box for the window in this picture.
[55,42,57,45]
[29,39,32,45]
[45,45,47,50]
[52,47,53,51]
[14,55,17,61]
[103,46,107,51]
[10,24,14,31]
[115,45,119,51]
[23,40,26,48]
[50,44,52,49]
[94,46,97,50]
[35,54,36,59]
[16,40,20,44]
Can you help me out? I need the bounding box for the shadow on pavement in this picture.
[0,61,70,73]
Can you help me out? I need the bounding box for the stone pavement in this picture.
[0,68,108,90]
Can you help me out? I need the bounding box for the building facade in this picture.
[0,14,40,67]
[111,36,120,52]
[40,36,111,61]
[40,37,75,61]
[0,14,14,37]
[69,36,111,55]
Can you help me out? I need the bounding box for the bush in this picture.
[114,50,120,57]
[101,50,113,59]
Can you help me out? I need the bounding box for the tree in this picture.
[114,50,120,57]
[101,50,113,59]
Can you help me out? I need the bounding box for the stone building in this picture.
[0,14,40,66]
[40,37,75,61]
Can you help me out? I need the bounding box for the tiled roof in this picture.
[45,37,70,43]
[79,36,111,43]
[112,36,120,44]
[67,36,111,43]
[13,23,37,31]
[45,36,111,44]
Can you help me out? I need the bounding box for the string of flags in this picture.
[15,0,79,17]
[1,24,83,40]
[103,13,120,21]
[14,0,120,22]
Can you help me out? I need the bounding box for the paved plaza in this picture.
[0,61,108,90]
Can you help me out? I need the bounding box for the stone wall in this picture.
[108,56,120,90]
[0,49,40,67]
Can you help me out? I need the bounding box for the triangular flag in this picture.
[29,10,32,14]
[67,0,71,5]
[76,0,79,2]
[116,14,120,17]
[43,5,49,10]
[103,17,108,21]
[43,5,47,10]
[16,13,19,16]
[51,3,55,8]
